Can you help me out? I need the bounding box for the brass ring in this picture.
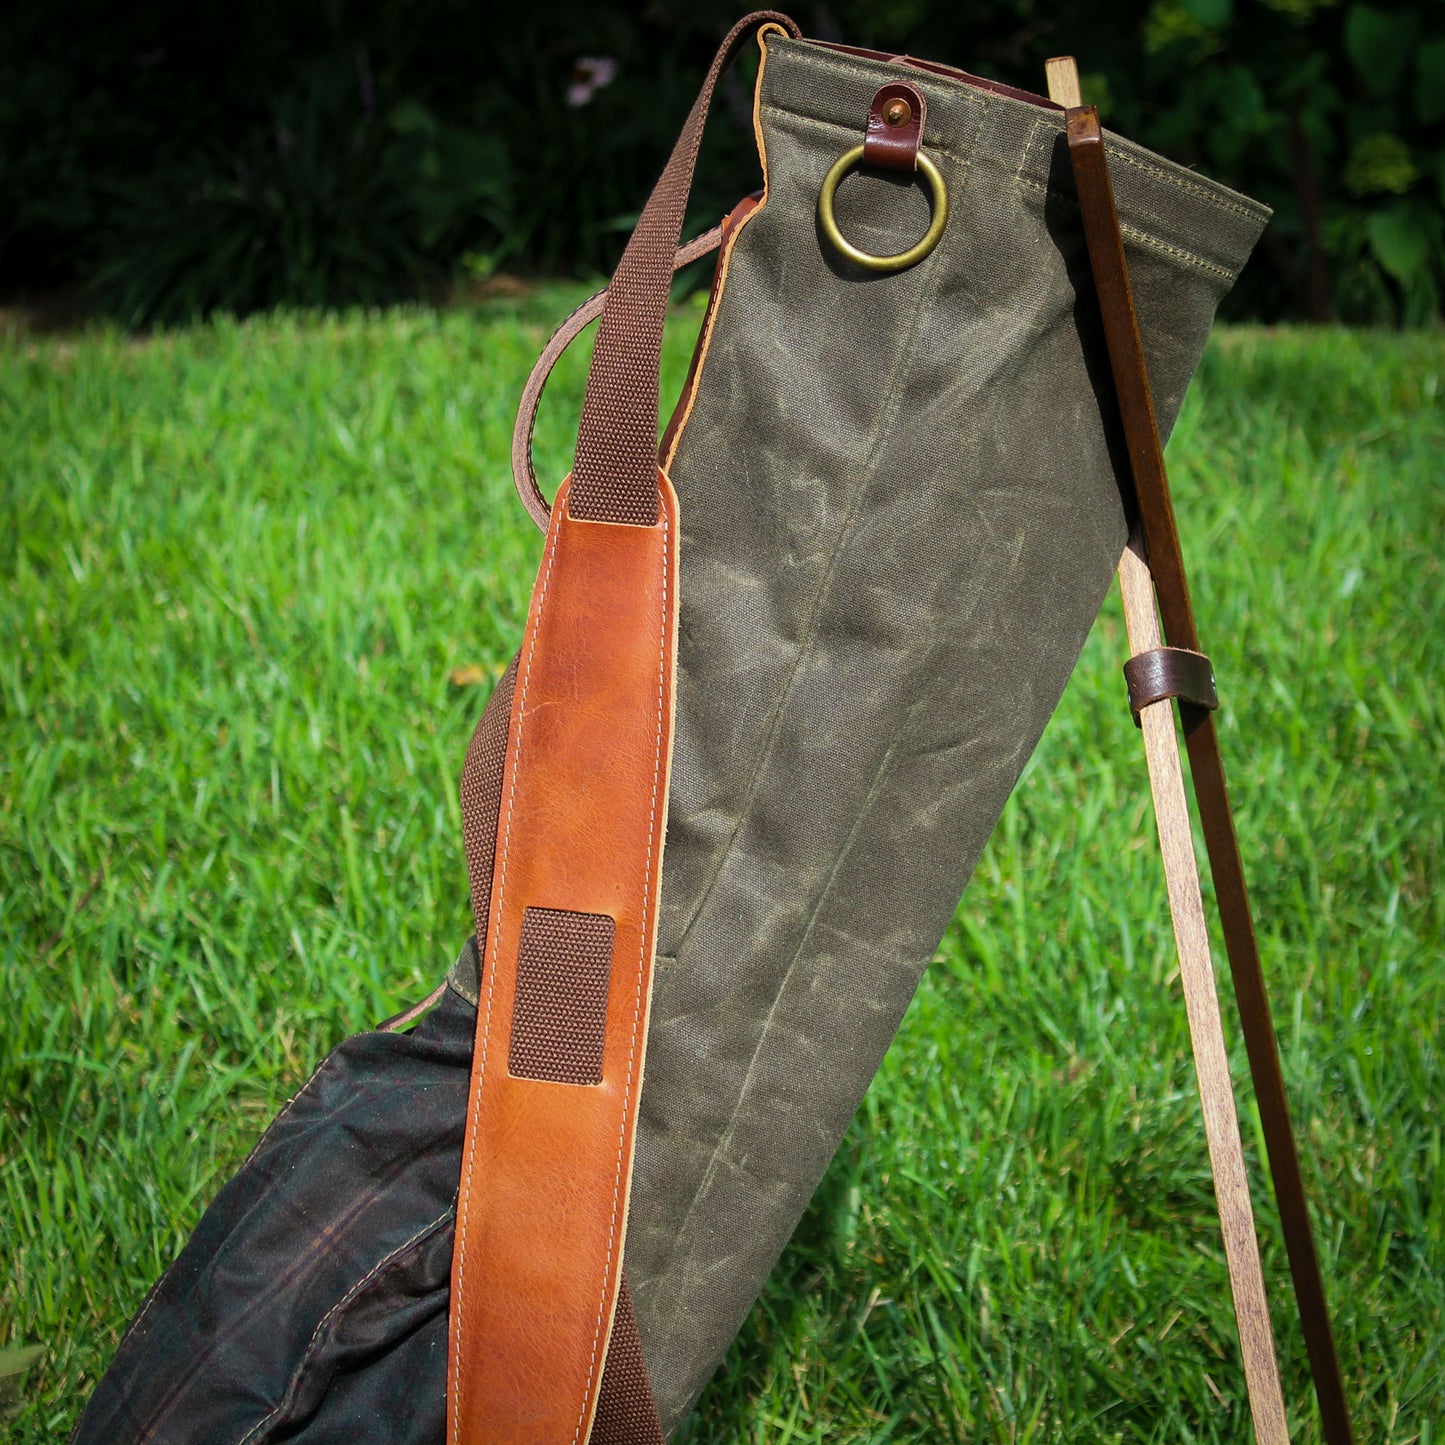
[817,145,949,273]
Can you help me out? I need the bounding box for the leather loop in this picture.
[863,80,925,170]
[1123,645,1218,725]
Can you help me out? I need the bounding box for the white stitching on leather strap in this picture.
[449,496,563,1445]
[570,494,670,1445]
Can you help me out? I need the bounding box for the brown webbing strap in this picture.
[590,1277,666,1445]
[569,10,800,524]
[1061,92,1355,1445]
[458,657,519,948]
[512,227,726,532]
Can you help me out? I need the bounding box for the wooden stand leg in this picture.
[1044,54,1322,1444]
[1118,538,1291,1445]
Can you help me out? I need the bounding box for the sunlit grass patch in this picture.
[2,308,1441,1442]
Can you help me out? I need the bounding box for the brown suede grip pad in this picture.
[448,472,679,1445]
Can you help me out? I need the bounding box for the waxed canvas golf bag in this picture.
[73,12,1354,1445]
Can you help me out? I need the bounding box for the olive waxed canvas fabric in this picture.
[72,32,1269,1445]
[619,37,1269,1432]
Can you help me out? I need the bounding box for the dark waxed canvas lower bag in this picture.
[72,13,1355,1445]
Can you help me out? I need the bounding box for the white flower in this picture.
[567,57,618,108]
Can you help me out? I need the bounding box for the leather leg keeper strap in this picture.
[448,473,679,1445]
[1123,646,1218,724]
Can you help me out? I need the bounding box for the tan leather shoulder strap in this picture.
[448,472,679,1444]
[450,19,801,1437]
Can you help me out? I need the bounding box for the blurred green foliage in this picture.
[1,0,1439,325]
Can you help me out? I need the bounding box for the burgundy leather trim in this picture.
[817,40,1062,110]
[864,81,925,171]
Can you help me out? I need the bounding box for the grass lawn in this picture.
[1,295,1441,1443]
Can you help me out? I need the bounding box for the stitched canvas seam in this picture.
[666,216,939,1137]
[1015,174,1234,279]
[760,44,1263,225]
[759,101,972,169]
[765,40,989,116]
[100,1041,343,1401]
[126,1138,426,1442]
[1108,142,1264,219]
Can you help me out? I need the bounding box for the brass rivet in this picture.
[883,98,912,127]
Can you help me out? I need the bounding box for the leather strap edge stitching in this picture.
[449,492,565,1444]
[569,493,670,1445]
